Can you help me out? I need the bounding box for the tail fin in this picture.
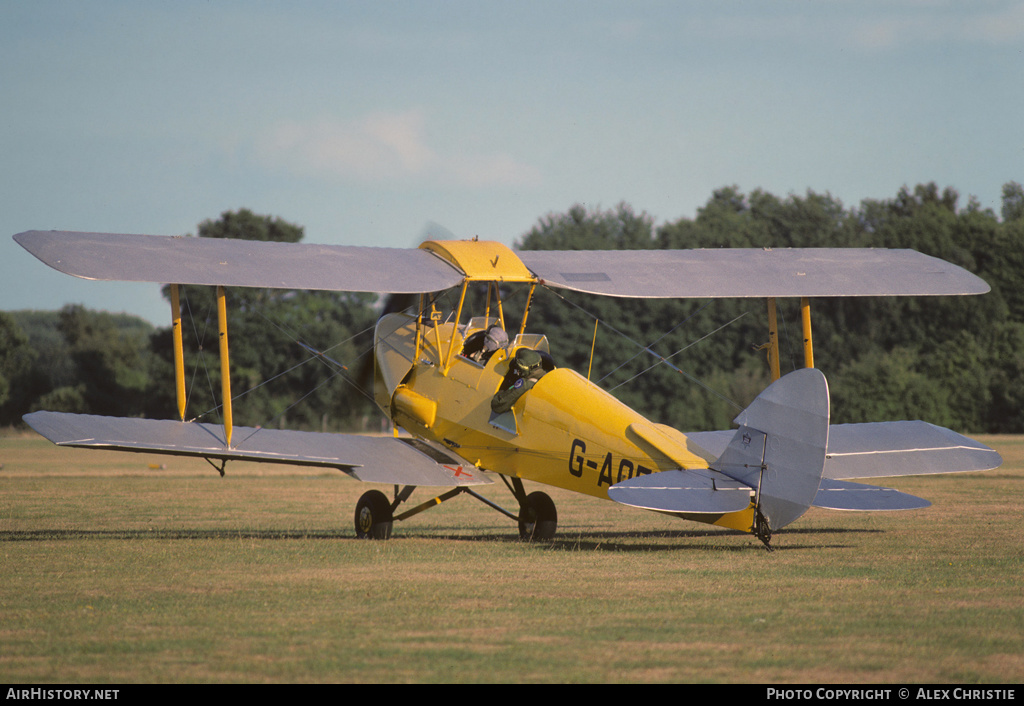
[711,368,830,546]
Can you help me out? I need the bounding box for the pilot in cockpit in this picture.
[462,324,508,364]
[491,348,548,414]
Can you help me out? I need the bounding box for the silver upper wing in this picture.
[14,230,465,294]
[518,248,990,298]
[16,231,990,299]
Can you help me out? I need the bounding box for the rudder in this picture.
[711,368,830,547]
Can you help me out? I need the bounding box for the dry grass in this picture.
[1,432,1022,683]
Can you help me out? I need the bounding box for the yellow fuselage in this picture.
[375,313,755,532]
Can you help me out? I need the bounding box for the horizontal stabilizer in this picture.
[813,479,930,511]
[686,421,1001,480]
[23,411,491,487]
[608,468,752,514]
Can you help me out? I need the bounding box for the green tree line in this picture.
[519,182,1024,433]
[3,182,1023,434]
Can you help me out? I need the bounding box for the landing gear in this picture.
[518,491,557,541]
[354,490,393,539]
[350,480,558,540]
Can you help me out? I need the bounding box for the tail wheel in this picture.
[355,490,393,539]
[518,491,557,540]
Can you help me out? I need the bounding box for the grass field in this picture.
[1,431,1022,684]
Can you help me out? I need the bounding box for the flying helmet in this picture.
[483,325,508,353]
[511,348,542,375]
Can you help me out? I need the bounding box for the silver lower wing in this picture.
[821,421,1001,479]
[23,411,491,487]
[686,421,1001,481]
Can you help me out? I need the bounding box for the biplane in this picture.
[14,229,1002,548]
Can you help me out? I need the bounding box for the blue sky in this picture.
[3,1,1022,325]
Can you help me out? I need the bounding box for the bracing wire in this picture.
[180,286,379,428]
[539,284,748,411]
[607,312,750,411]
[179,287,219,423]
[596,300,712,384]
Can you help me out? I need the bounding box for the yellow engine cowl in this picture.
[392,385,438,430]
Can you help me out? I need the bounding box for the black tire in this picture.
[355,490,393,539]
[518,491,557,540]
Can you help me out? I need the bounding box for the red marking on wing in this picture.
[444,464,472,478]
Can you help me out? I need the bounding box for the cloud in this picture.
[254,109,542,188]
[963,2,1024,43]
[850,3,1024,50]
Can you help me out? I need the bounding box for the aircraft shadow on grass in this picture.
[0,525,879,552]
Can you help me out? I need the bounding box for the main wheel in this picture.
[518,491,557,540]
[354,490,393,539]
